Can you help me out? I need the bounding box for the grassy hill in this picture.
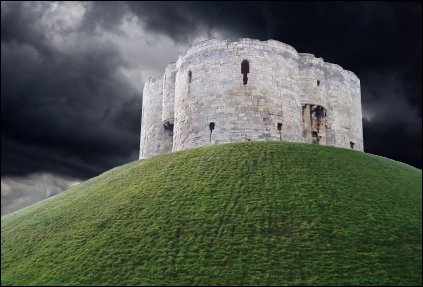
[1,141,421,286]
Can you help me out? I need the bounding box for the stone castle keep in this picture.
[139,39,363,159]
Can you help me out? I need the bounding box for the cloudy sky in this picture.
[1,1,421,215]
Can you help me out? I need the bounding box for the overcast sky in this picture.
[1,1,421,215]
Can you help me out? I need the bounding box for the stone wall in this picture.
[139,76,172,159]
[140,38,364,159]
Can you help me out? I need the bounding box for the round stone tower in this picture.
[139,39,363,159]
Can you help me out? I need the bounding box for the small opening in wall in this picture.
[188,70,192,83]
[277,123,283,131]
[241,60,249,85]
[164,122,173,130]
[277,123,283,141]
[209,122,215,142]
[317,80,320,86]
[350,141,355,149]
[164,122,174,137]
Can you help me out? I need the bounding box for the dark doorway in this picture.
[209,122,215,142]
[277,123,282,141]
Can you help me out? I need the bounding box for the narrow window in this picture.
[277,123,283,141]
[350,141,355,149]
[163,122,174,137]
[164,122,173,130]
[277,123,282,131]
[241,60,249,85]
[188,70,192,83]
[209,122,215,142]
[317,80,320,86]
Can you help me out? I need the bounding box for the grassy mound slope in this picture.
[1,141,421,285]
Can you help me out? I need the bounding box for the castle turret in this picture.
[139,76,172,159]
[173,38,303,151]
[162,63,176,128]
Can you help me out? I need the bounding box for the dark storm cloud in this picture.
[1,2,141,179]
[80,1,129,32]
[363,120,421,169]
[1,2,52,48]
[360,71,422,168]
[125,2,270,43]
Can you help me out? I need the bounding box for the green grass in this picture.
[1,141,421,286]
